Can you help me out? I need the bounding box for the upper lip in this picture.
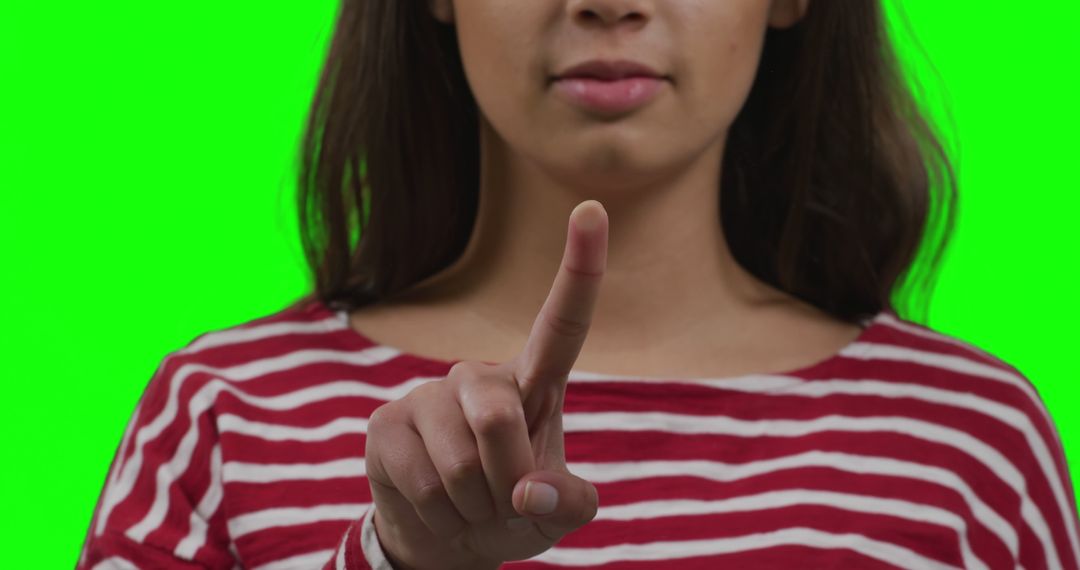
[553,59,667,81]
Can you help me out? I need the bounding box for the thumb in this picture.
[510,470,599,535]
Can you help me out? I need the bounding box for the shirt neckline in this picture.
[319,299,889,382]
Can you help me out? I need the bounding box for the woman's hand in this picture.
[364,200,608,569]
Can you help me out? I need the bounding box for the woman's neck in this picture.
[412,116,788,352]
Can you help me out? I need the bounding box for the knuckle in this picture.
[580,483,600,522]
[366,403,393,431]
[563,263,604,282]
[448,360,483,379]
[408,380,440,402]
[472,406,524,438]
[452,364,503,396]
[545,312,590,338]
[414,478,449,508]
[446,458,483,486]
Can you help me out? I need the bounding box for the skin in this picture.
[357,2,884,568]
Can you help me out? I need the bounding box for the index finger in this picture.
[515,200,608,393]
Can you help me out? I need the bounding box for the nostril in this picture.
[580,10,604,22]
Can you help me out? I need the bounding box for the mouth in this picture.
[549,76,668,116]
[550,58,669,84]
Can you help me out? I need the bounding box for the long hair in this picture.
[289,0,958,327]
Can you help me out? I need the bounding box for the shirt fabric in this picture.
[76,299,1080,569]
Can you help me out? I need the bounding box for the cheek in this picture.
[679,17,768,133]
[454,9,543,129]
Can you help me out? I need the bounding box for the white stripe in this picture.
[600,489,986,570]
[105,399,144,507]
[90,397,146,561]
[184,318,341,355]
[219,414,369,442]
[220,379,434,418]
[81,397,142,570]
[537,526,962,569]
[224,458,365,483]
[570,370,807,391]
[90,557,139,570]
[328,308,816,392]
[334,523,350,570]
[360,505,395,570]
[229,503,368,538]
[568,411,1061,568]
[573,452,1017,559]
[876,312,1002,363]
[248,548,335,570]
[174,443,224,559]
[549,310,880,387]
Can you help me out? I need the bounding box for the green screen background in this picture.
[2,1,1076,567]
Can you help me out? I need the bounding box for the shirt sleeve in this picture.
[323,504,399,570]
[76,352,238,569]
[1009,381,1080,570]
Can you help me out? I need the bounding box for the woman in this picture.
[78,0,1080,568]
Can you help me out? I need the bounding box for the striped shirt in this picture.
[76,299,1080,569]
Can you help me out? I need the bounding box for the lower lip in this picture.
[551,77,666,115]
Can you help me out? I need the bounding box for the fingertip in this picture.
[572,200,606,233]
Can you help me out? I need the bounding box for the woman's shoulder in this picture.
[175,297,341,360]
[860,310,1027,377]
[855,310,1056,429]
[148,298,427,400]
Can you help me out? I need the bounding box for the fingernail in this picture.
[524,481,558,515]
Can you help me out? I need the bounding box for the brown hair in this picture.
[289,0,957,326]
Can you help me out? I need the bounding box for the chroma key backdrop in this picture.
[1,1,1077,568]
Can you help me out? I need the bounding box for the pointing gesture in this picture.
[364,200,608,569]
